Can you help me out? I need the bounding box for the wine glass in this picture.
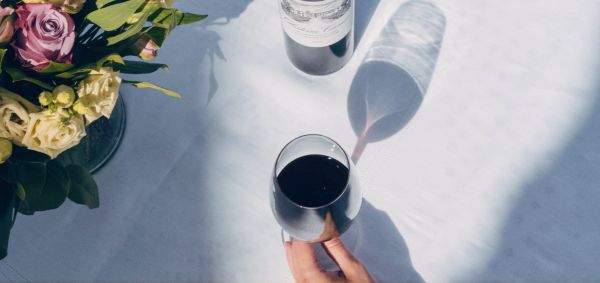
[270,134,362,243]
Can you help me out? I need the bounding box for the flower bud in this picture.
[159,0,174,7]
[38,91,53,106]
[133,34,159,61]
[146,0,174,8]
[53,85,76,108]
[72,98,89,115]
[62,0,86,14]
[0,7,15,46]
[0,138,12,164]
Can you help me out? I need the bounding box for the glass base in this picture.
[58,95,126,174]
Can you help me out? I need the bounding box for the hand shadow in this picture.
[352,200,424,283]
[348,0,446,163]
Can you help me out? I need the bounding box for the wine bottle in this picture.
[279,0,354,75]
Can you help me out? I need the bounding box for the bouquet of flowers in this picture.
[0,0,205,259]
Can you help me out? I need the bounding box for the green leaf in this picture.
[55,67,93,80]
[39,62,74,74]
[114,60,168,74]
[55,54,124,79]
[97,53,125,69]
[11,146,50,215]
[149,7,175,24]
[55,142,87,167]
[0,48,7,74]
[6,68,54,90]
[107,10,150,46]
[0,185,16,260]
[13,159,47,206]
[16,182,26,201]
[18,200,34,216]
[12,145,51,163]
[30,161,70,212]
[123,79,181,98]
[143,26,169,46]
[177,12,208,25]
[152,10,206,27]
[67,165,99,209]
[86,0,146,31]
[0,161,16,184]
[97,0,118,8]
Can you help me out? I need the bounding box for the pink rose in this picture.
[11,4,75,72]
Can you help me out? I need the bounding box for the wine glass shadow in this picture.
[352,200,424,283]
[354,0,381,49]
[348,0,446,163]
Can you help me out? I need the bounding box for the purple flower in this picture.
[12,4,75,72]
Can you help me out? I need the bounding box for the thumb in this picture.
[322,237,360,276]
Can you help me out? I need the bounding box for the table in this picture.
[2,0,599,281]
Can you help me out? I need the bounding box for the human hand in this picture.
[284,237,375,283]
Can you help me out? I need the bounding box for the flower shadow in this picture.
[139,0,254,107]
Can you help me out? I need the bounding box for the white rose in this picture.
[22,0,86,14]
[21,109,86,159]
[0,88,39,145]
[77,67,121,124]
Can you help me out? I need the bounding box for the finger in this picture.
[284,241,295,274]
[291,240,325,279]
[322,237,360,275]
[325,270,346,282]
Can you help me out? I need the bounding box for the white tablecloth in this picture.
[2,0,600,282]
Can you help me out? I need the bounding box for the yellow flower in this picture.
[21,109,86,159]
[0,138,12,164]
[0,88,39,145]
[72,98,89,115]
[77,67,122,124]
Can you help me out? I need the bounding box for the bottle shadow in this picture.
[354,0,381,49]
[347,0,446,163]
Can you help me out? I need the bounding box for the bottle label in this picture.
[279,0,353,48]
